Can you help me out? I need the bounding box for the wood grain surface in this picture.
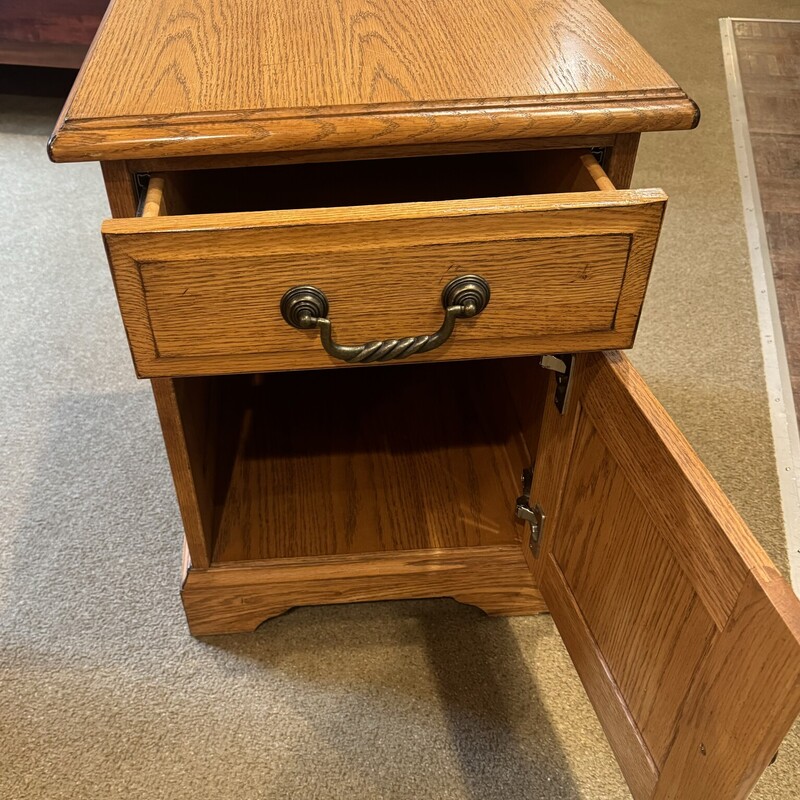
[653,567,800,800]
[182,545,547,636]
[603,133,641,190]
[102,156,665,378]
[534,351,800,800]
[48,0,697,161]
[553,412,716,769]
[125,134,618,175]
[542,553,659,799]
[101,161,226,572]
[150,378,216,569]
[179,357,549,634]
[210,358,543,562]
[100,160,137,217]
[519,136,639,585]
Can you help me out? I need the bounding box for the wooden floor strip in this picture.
[721,17,800,592]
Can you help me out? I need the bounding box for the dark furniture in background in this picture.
[0,0,108,68]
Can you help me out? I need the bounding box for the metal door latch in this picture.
[590,146,607,166]
[515,468,545,554]
[540,353,574,414]
[133,173,152,218]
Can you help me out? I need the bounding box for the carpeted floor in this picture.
[1,1,799,798]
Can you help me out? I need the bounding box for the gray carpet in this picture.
[1,1,799,797]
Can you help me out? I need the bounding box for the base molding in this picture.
[181,544,546,635]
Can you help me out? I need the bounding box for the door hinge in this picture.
[515,467,545,555]
[540,353,574,414]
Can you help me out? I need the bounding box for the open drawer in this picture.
[102,150,666,378]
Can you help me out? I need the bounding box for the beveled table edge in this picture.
[49,93,700,163]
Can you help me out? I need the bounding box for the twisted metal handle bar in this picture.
[280,275,490,364]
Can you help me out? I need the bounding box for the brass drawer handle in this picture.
[280,275,490,363]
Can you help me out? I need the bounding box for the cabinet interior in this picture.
[147,148,612,217]
[174,357,548,567]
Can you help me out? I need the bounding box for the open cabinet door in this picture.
[530,351,800,800]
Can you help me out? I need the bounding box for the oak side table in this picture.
[50,1,800,797]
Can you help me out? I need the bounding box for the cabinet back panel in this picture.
[204,357,545,563]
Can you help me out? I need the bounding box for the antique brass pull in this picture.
[280,275,490,363]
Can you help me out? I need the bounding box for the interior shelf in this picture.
[197,358,546,565]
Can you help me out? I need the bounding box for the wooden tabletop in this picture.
[50,0,698,162]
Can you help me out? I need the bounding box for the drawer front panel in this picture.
[103,192,665,377]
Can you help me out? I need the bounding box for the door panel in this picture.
[655,567,800,799]
[552,412,716,766]
[534,351,800,800]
